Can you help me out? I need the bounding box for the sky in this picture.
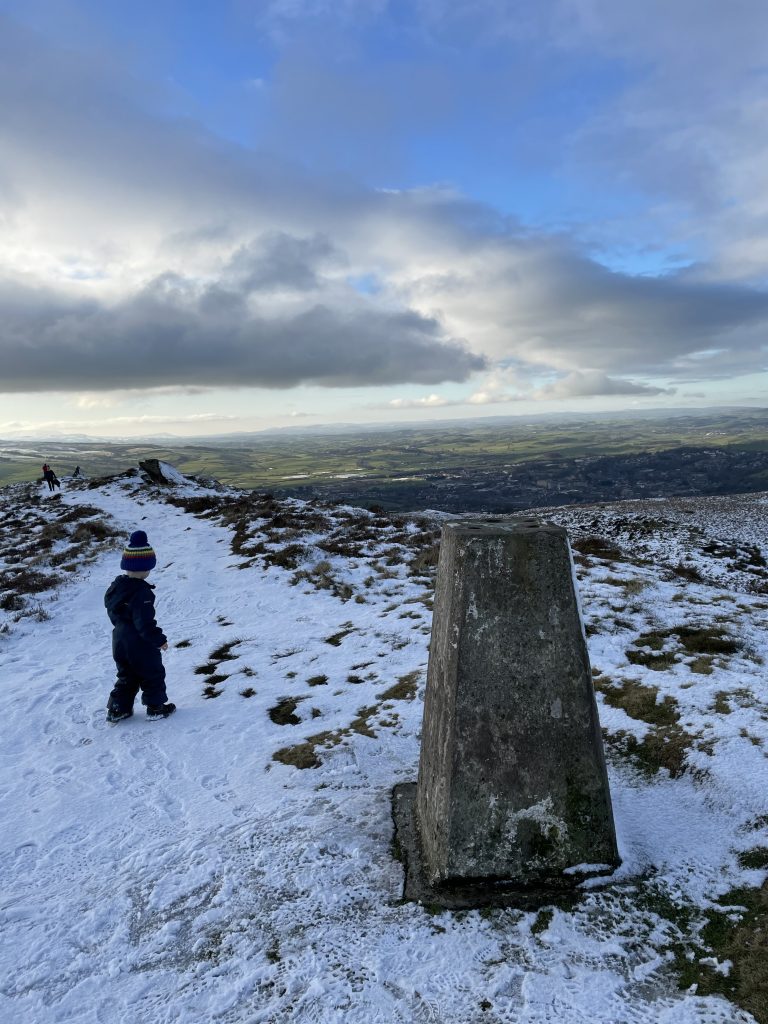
[1,0,767,438]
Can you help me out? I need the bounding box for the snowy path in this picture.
[0,482,431,1022]
[1,478,762,1023]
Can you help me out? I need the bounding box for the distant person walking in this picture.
[104,531,176,723]
[41,463,60,491]
[72,465,82,479]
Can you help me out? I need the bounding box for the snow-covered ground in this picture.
[1,470,766,1023]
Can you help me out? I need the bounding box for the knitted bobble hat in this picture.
[120,530,157,572]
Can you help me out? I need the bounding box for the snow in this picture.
[157,461,190,486]
[1,475,766,1022]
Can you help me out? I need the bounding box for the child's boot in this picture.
[106,704,133,724]
[147,703,176,719]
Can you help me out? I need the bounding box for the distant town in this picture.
[273,445,768,512]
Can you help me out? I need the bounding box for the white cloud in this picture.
[1,412,244,434]
[534,371,675,400]
[74,395,116,410]
[467,390,520,405]
[388,394,452,409]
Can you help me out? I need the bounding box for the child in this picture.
[104,530,176,723]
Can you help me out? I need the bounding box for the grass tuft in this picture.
[599,679,680,728]
[268,697,304,726]
[738,848,768,870]
[377,671,420,702]
[273,743,320,769]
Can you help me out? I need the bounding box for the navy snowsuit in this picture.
[105,575,168,712]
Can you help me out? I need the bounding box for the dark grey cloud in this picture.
[511,251,768,373]
[0,274,485,393]
[226,233,343,292]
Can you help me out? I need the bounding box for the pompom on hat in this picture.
[120,530,157,572]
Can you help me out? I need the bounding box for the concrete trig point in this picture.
[393,518,620,908]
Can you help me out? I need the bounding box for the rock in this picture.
[138,459,174,485]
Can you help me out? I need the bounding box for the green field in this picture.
[3,409,768,498]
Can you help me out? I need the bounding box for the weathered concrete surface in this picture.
[393,782,612,910]
[415,519,619,887]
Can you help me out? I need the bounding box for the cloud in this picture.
[395,232,768,379]
[99,413,242,425]
[548,0,768,282]
[1,8,768,404]
[384,370,674,410]
[467,390,521,405]
[0,271,484,392]
[0,412,244,434]
[226,233,343,292]
[72,385,215,409]
[534,371,674,400]
[388,394,453,409]
[74,395,116,410]
[384,391,520,411]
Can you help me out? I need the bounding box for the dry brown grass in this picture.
[572,535,623,561]
[596,678,693,777]
[599,679,680,728]
[273,742,320,769]
[377,670,420,702]
[626,625,740,671]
